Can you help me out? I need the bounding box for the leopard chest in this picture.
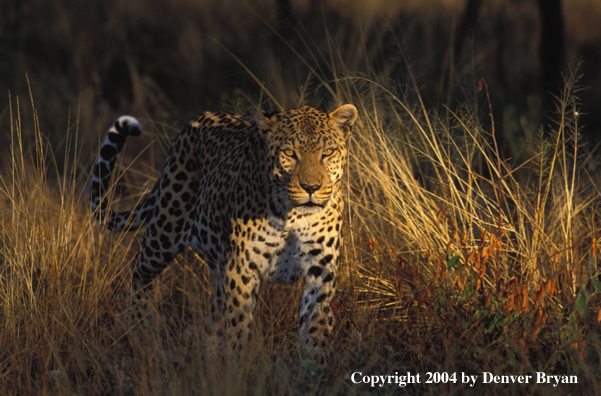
[230,203,340,285]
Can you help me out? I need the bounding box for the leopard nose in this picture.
[300,182,321,195]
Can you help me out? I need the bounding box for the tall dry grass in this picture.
[2,67,601,395]
[348,66,600,298]
[2,1,601,394]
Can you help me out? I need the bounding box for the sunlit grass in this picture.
[2,2,601,394]
[2,64,601,394]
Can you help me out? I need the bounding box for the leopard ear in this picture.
[255,109,277,131]
[329,104,357,139]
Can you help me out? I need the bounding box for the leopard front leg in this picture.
[298,237,338,358]
[222,255,261,354]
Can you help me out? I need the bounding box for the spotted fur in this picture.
[91,105,358,357]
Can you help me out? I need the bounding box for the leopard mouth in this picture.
[300,201,323,208]
[288,191,328,210]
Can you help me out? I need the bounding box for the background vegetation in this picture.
[2,0,601,394]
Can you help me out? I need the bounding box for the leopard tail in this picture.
[91,116,157,231]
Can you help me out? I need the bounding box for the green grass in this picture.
[2,1,601,394]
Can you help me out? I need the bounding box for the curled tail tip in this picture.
[111,116,143,137]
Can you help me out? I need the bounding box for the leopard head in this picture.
[257,105,358,215]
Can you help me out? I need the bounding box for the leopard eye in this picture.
[322,148,335,157]
[282,149,296,158]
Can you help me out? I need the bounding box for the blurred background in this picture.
[1,0,600,161]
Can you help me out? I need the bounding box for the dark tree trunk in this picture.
[537,0,566,98]
[454,0,483,62]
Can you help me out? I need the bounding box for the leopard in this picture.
[90,104,358,357]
